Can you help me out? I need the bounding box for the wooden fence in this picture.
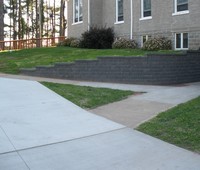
[0,37,66,51]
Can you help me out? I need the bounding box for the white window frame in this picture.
[140,0,152,21]
[141,35,151,47]
[175,33,189,50]
[172,0,189,16]
[115,0,124,24]
[72,0,83,25]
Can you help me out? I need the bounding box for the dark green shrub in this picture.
[142,37,172,51]
[112,38,138,49]
[70,39,80,48]
[80,27,114,49]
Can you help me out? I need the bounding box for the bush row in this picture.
[58,27,172,51]
[112,38,138,49]
[142,37,172,51]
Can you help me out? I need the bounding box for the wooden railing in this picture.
[0,36,66,51]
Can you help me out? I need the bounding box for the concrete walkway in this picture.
[1,73,200,128]
[91,82,200,127]
[0,75,200,169]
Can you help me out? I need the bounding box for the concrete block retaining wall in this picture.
[21,51,200,85]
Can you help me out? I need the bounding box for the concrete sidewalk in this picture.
[0,76,200,169]
[1,73,200,128]
[91,82,200,127]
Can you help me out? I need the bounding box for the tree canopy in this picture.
[2,0,67,41]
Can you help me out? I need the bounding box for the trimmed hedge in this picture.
[70,39,80,48]
[59,37,75,47]
[143,37,172,51]
[112,38,138,49]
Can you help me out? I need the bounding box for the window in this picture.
[141,35,151,47]
[175,33,188,50]
[173,0,189,15]
[177,0,188,12]
[116,0,124,23]
[73,0,83,23]
[141,0,152,19]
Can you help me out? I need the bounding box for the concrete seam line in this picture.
[0,125,31,170]
[0,127,127,155]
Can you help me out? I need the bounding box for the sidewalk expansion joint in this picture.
[0,127,127,156]
[0,125,31,170]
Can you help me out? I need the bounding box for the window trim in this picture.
[172,0,189,16]
[73,0,83,24]
[114,21,124,25]
[72,21,83,26]
[141,35,151,47]
[140,0,152,20]
[175,33,189,50]
[139,16,152,21]
[115,0,124,24]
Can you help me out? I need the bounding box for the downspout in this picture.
[66,0,69,37]
[88,0,90,31]
[130,0,133,39]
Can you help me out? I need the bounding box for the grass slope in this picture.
[41,81,133,109]
[137,96,200,153]
[0,47,179,74]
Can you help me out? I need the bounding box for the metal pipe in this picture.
[88,0,90,31]
[130,0,133,39]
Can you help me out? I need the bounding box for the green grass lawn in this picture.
[137,96,200,153]
[41,81,134,109]
[0,47,179,74]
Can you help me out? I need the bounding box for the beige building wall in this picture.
[90,0,103,27]
[67,0,89,38]
[67,0,200,49]
[132,0,200,49]
[102,0,131,39]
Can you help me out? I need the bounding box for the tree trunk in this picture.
[0,0,4,41]
[35,0,41,47]
[12,0,17,49]
[18,0,22,40]
[59,0,65,38]
[0,0,4,50]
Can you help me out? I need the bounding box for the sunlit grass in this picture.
[0,46,180,74]
[137,96,200,153]
[41,81,134,109]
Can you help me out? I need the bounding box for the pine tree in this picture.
[0,0,4,41]
[59,0,65,37]
[4,0,67,43]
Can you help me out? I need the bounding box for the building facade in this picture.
[67,0,200,50]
